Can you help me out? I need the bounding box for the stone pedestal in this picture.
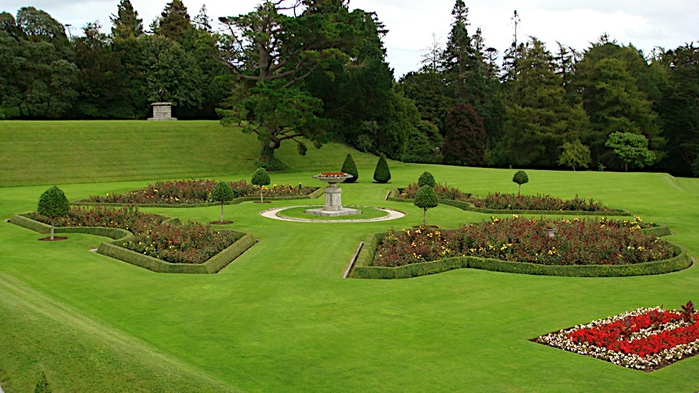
[148,102,177,121]
[305,174,361,217]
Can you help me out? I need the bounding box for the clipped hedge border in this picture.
[387,189,633,217]
[348,231,691,279]
[73,187,324,208]
[10,213,256,274]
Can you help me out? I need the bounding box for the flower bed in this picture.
[80,179,317,205]
[373,216,675,267]
[396,183,621,213]
[28,206,241,264]
[534,302,699,371]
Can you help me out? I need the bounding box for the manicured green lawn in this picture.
[1,121,698,392]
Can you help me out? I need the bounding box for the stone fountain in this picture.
[305,172,361,217]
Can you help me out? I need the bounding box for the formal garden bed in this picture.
[533,302,699,372]
[349,216,690,279]
[12,205,255,273]
[78,179,321,206]
[391,183,630,216]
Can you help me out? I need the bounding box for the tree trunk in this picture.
[220,203,225,222]
[518,184,521,196]
[423,209,427,226]
[50,219,55,241]
[260,188,264,203]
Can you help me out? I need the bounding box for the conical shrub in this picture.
[373,153,391,183]
[341,153,358,183]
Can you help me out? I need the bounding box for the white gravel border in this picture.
[260,205,405,223]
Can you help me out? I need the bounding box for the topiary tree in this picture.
[341,153,358,183]
[373,153,391,183]
[251,167,271,203]
[417,171,436,188]
[211,181,235,223]
[37,186,70,241]
[34,370,52,393]
[604,132,656,171]
[512,170,528,196]
[414,185,438,226]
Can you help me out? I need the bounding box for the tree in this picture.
[211,182,235,223]
[340,153,358,183]
[414,185,438,226]
[605,132,656,171]
[251,168,271,203]
[152,0,192,44]
[34,370,52,393]
[37,186,69,240]
[442,102,486,166]
[373,153,391,183]
[512,170,528,195]
[558,139,591,171]
[110,0,144,40]
[418,171,436,188]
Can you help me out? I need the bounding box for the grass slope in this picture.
[1,121,699,392]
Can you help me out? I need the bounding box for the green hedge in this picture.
[10,213,256,274]
[387,190,633,217]
[349,233,692,279]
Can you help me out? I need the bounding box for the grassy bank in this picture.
[1,121,698,392]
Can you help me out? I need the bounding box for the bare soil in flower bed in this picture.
[532,303,699,372]
[210,221,234,225]
[39,237,68,241]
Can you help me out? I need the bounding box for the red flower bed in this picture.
[81,179,317,205]
[29,206,240,264]
[535,303,699,371]
[373,216,674,267]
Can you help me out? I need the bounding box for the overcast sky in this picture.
[4,0,697,77]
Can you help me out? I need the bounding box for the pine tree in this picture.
[373,153,391,183]
[340,153,358,183]
[442,102,486,166]
[153,0,191,43]
[110,0,143,40]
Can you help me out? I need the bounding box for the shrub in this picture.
[373,153,391,183]
[37,186,70,240]
[341,153,359,183]
[414,185,438,226]
[513,170,529,195]
[211,182,235,222]
[417,171,436,188]
[251,168,271,203]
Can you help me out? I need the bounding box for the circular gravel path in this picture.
[260,206,405,223]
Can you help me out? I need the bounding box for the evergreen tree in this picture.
[442,102,485,166]
[418,171,436,188]
[153,0,192,43]
[373,153,391,183]
[340,153,358,183]
[558,139,591,171]
[414,185,438,226]
[110,0,143,40]
[211,182,235,223]
[251,168,271,203]
[512,170,528,195]
[37,186,69,240]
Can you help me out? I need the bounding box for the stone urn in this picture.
[305,172,360,217]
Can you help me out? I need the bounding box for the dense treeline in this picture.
[0,0,697,175]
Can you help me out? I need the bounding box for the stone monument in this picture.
[305,172,361,217]
[148,89,177,121]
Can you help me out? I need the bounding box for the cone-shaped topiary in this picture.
[34,370,52,393]
[341,153,359,183]
[212,181,235,223]
[37,186,69,241]
[414,185,439,226]
[512,170,529,196]
[251,168,271,203]
[373,153,391,183]
[417,171,436,188]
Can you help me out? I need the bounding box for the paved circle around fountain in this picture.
[260,206,405,223]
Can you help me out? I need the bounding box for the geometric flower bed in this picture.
[397,182,619,212]
[533,302,699,371]
[28,205,241,264]
[79,179,318,205]
[373,216,675,267]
